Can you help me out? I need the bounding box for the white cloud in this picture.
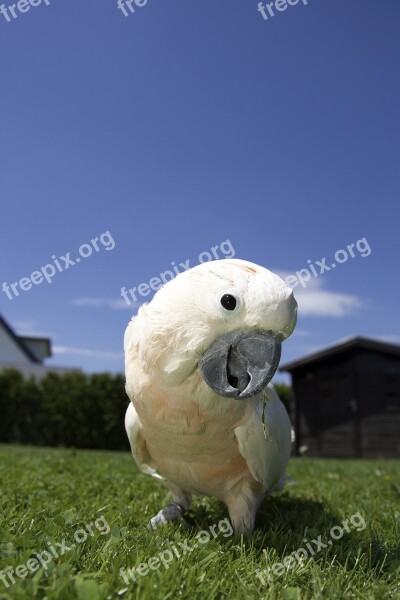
[295,287,362,317]
[12,319,54,338]
[53,345,124,360]
[291,329,311,337]
[71,297,138,310]
[108,298,139,310]
[276,271,363,318]
[71,298,104,307]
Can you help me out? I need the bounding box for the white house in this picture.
[0,314,74,378]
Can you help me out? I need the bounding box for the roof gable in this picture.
[0,315,40,364]
[280,336,400,372]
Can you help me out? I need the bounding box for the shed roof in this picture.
[280,336,400,372]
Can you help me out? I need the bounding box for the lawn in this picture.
[0,445,399,600]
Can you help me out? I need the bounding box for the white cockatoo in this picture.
[124,258,297,534]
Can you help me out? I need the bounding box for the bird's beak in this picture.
[199,329,282,400]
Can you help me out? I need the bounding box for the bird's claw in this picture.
[148,502,187,531]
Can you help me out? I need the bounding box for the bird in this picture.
[124,258,297,535]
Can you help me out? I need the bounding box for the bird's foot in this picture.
[148,502,187,531]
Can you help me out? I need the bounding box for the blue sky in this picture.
[0,0,399,381]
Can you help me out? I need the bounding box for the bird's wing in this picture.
[125,402,165,481]
[233,383,292,490]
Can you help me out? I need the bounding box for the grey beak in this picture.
[199,329,282,400]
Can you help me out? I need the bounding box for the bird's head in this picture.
[125,259,297,400]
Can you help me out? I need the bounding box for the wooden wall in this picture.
[291,348,400,458]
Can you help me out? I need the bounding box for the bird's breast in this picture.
[133,385,258,499]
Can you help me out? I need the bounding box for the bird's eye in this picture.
[220,294,237,311]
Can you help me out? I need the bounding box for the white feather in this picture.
[234,383,292,489]
[125,403,165,481]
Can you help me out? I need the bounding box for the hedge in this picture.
[0,369,294,450]
[0,369,130,450]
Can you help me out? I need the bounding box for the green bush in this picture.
[0,369,130,450]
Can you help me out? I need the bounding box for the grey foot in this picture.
[148,502,187,531]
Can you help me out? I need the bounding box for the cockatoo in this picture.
[124,258,297,535]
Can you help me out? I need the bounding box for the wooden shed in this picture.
[280,337,400,458]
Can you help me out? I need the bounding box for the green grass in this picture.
[0,445,399,600]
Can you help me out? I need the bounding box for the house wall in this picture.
[0,328,31,363]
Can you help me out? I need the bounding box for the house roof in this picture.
[18,336,52,360]
[280,336,400,372]
[0,314,50,364]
